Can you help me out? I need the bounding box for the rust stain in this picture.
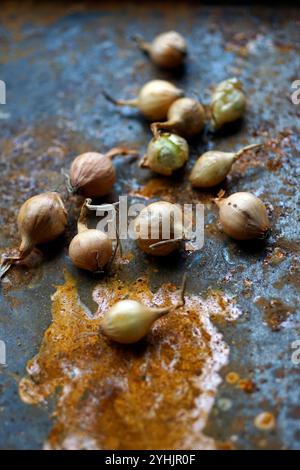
[226,371,240,385]
[264,247,286,266]
[238,378,256,394]
[255,297,296,332]
[232,131,295,176]
[19,271,242,450]
[225,373,256,394]
[131,178,176,200]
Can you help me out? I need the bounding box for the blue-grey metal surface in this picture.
[0,1,299,449]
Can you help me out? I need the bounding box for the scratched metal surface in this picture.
[0,1,300,450]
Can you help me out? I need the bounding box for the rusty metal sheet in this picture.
[0,1,300,450]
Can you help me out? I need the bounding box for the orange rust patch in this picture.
[131,178,215,206]
[255,297,296,331]
[232,131,295,175]
[226,372,240,385]
[19,271,242,450]
[238,378,256,394]
[131,178,176,200]
[264,247,285,266]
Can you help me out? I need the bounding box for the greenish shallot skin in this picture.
[211,78,246,129]
[141,133,189,176]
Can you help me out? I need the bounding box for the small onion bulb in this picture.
[100,275,186,344]
[103,80,184,121]
[134,31,187,69]
[69,147,137,198]
[189,143,261,188]
[151,97,205,138]
[133,201,184,256]
[140,133,189,176]
[1,192,67,278]
[101,300,170,344]
[69,199,113,272]
[211,78,247,129]
[215,192,270,240]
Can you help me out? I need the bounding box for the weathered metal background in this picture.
[0,1,299,450]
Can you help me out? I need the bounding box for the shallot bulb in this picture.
[215,192,270,240]
[69,199,113,272]
[100,274,187,344]
[140,133,189,176]
[68,147,137,198]
[189,144,261,188]
[134,31,187,69]
[151,97,205,138]
[0,192,67,278]
[133,201,184,256]
[211,78,247,129]
[103,80,184,121]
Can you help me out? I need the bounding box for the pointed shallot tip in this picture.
[235,143,263,159]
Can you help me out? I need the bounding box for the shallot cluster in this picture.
[1,27,276,350]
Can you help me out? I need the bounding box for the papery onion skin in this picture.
[17,192,67,257]
[216,192,270,240]
[134,201,183,256]
[69,229,112,272]
[70,152,116,198]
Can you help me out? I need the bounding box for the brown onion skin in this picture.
[17,192,67,256]
[70,152,116,198]
[69,229,112,272]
